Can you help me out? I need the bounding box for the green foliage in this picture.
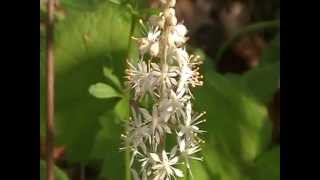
[243,61,280,104]
[186,44,280,179]
[89,82,122,98]
[103,67,122,90]
[40,1,133,179]
[115,95,130,122]
[40,160,70,180]
[253,146,280,180]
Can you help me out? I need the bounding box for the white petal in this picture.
[162,150,169,162]
[150,153,161,162]
[179,139,186,152]
[175,24,187,36]
[169,156,179,165]
[150,42,160,57]
[173,167,184,177]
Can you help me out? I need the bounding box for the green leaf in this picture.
[40,2,132,165]
[253,146,280,180]
[244,62,280,103]
[40,160,70,180]
[103,67,122,89]
[89,83,122,99]
[190,161,212,180]
[108,0,121,5]
[114,95,130,122]
[192,68,274,180]
[261,33,280,65]
[90,111,126,180]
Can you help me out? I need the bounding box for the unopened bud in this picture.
[150,42,160,57]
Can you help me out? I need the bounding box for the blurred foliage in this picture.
[40,160,70,180]
[40,0,280,179]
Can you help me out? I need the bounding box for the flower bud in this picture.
[175,24,187,37]
[160,0,176,7]
[149,15,165,29]
[164,8,177,26]
[150,42,160,57]
[138,38,150,55]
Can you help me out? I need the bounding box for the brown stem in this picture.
[46,0,55,180]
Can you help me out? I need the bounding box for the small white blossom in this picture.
[168,23,188,47]
[178,138,202,176]
[126,61,158,99]
[176,55,203,96]
[150,150,184,180]
[173,48,189,66]
[134,29,161,56]
[178,102,206,144]
[151,63,179,89]
[158,90,190,122]
[122,108,152,154]
[164,8,177,26]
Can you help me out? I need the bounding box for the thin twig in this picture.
[46,0,55,180]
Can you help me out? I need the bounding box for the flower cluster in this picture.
[122,0,206,179]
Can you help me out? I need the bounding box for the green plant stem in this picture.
[214,20,279,63]
[125,7,138,180]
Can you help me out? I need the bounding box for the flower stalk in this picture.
[123,0,206,179]
[46,0,55,180]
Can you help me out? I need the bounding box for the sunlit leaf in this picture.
[114,95,130,121]
[108,0,121,5]
[103,67,122,89]
[89,83,122,99]
[193,68,274,180]
[40,2,132,167]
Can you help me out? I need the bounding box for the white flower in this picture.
[122,107,152,154]
[150,150,184,180]
[137,105,172,145]
[134,29,161,56]
[179,139,202,159]
[158,90,191,122]
[135,151,155,175]
[176,55,203,96]
[173,48,189,66]
[126,61,158,99]
[164,8,177,26]
[150,41,160,57]
[168,23,188,47]
[178,138,202,176]
[178,102,206,144]
[151,63,179,89]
